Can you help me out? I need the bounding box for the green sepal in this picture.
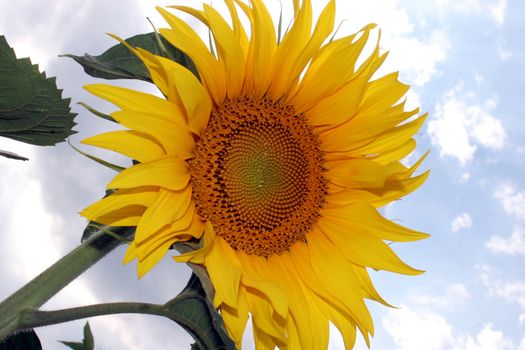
[77,102,115,123]
[0,36,77,146]
[166,274,235,350]
[68,141,125,173]
[62,32,198,81]
[59,322,94,350]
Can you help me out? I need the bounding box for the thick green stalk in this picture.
[17,303,166,329]
[0,227,132,340]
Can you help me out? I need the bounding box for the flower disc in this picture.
[191,96,326,257]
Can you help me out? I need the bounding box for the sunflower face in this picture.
[191,96,326,256]
[81,0,430,348]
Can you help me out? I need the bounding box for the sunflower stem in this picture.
[0,227,133,341]
[16,303,167,330]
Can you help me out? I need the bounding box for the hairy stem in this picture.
[17,303,166,329]
[0,227,133,340]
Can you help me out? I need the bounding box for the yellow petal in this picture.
[136,203,196,253]
[204,4,246,98]
[246,289,286,341]
[93,206,146,226]
[107,156,190,191]
[134,48,212,136]
[158,7,227,105]
[169,5,209,25]
[82,130,165,162]
[237,253,288,319]
[269,0,312,98]
[269,254,330,350]
[123,242,139,265]
[221,285,249,349]
[289,241,350,313]
[84,84,178,116]
[318,100,418,151]
[325,158,404,189]
[224,0,249,54]
[238,0,276,96]
[111,110,194,158]
[253,323,279,350]
[206,237,242,309]
[136,240,174,278]
[306,70,369,128]
[316,296,360,349]
[290,24,376,111]
[305,231,374,333]
[359,72,410,115]
[186,213,205,239]
[370,170,430,207]
[349,114,428,156]
[172,224,213,265]
[81,188,158,222]
[105,33,174,101]
[135,186,192,244]
[317,217,424,275]
[322,202,429,242]
[372,139,416,164]
[353,266,392,306]
[395,149,430,179]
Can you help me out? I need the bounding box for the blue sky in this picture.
[0,0,524,349]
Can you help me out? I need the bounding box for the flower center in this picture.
[190,96,326,257]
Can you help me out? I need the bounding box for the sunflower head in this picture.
[81,0,429,348]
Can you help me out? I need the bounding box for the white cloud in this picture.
[497,44,512,61]
[383,304,454,350]
[519,314,525,325]
[436,0,482,13]
[0,0,88,70]
[436,0,507,25]
[384,305,513,350]
[520,337,525,350]
[489,0,507,25]
[474,74,485,85]
[427,86,506,164]
[412,283,470,309]
[486,227,525,256]
[454,323,514,350]
[451,213,473,232]
[385,30,448,87]
[494,185,525,219]
[334,0,448,87]
[461,172,471,182]
[478,265,525,310]
[0,143,64,280]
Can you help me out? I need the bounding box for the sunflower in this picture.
[80,0,429,348]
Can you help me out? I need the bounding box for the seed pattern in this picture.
[191,96,327,257]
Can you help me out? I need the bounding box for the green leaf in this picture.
[0,36,77,146]
[63,32,198,82]
[0,329,42,350]
[59,322,94,350]
[0,149,28,161]
[165,274,235,350]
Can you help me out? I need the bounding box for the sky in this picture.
[0,0,524,349]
